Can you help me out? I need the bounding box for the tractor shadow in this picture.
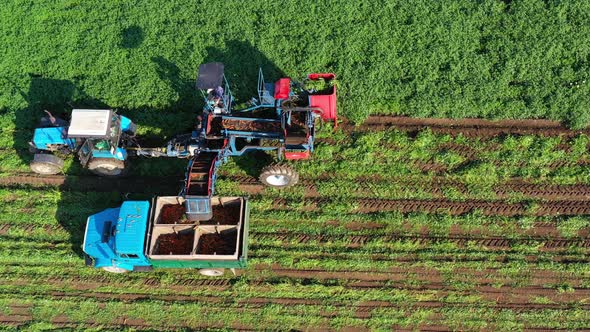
[11,76,110,256]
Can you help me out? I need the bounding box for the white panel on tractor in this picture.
[67,109,113,138]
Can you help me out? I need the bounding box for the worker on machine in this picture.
[207,86,225,114]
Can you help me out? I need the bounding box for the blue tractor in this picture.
[29,109,137,176]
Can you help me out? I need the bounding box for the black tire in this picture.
[30,154,64,175]
[259,164,299,188]
[87,158,128,177]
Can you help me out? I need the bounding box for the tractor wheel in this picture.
[88,158,128,177]
[101,266,130,273]
[30,154,64,175]
[199,268,225,277]
[259,164,299,188]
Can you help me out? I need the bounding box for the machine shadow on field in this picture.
[13,75,184,256]
[11,40,285,258]
[12,76,112,256]
[202,40,286,176]
[120,25,144,49]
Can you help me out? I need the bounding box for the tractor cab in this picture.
[68,109,128,164]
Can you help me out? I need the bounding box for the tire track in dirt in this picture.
[0,309,255,331]
[4,173,590,202]
[1,287,588,315]
[1,313,584,332]
[269,197,590,216]
[1,223,586,251]
[252,232,590,250]
[347,116,590,138]
[1,264,587,292]
[254,251,590,264]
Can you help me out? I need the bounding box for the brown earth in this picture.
[197,231,237,255]
[345,115,590,138]
[154,232,194,255]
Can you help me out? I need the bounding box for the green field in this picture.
[2,0,590,127]
[1,0,590,330]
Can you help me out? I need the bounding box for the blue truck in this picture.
[83,196,248,276]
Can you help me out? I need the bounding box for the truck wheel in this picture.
[102,266,130,273]
[30,154,64,175]
[259,164,299,188]
[199,268,225,277]
[88,158,127,177]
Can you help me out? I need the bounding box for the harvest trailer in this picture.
[83,196,248,276]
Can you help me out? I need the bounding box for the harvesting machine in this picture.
[79,63,337,275]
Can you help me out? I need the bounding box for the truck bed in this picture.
[145,196,248,265]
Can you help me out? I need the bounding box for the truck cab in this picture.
[83,196,249,276]
[82,201,152,272]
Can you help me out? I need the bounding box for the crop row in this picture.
[4,127,590,184]
[3,297,589,331]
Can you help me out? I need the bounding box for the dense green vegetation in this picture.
[1,0,590,128]
[1,0,590,329]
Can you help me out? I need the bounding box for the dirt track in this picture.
[5,173,590,202]
[346,115,590,137]
[1,222,586,250]
[269,197,590,216]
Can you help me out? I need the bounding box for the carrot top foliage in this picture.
[1,0,589,128]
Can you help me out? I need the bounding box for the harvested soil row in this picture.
[6,173,590,202]
[221,118,281,132]
[2,288,589,313]
[2,265,586,294]
[3,226,583,253]
[0,313,254,331]
[252,232,590,250]
[345,115,590,138]
[252,250,590,264]
[0,262,580,285]
[0,174,181,195]
[269,197,590,216]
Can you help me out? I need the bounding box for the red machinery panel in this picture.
[307,73,337,126]
[274,78,291,99]
[285,150,310,160]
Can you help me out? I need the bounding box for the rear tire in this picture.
[102,266,130,273]
[30,154,64,175]
[88,158,127,177]
[259,164,299,188]
[199,268,225,277]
